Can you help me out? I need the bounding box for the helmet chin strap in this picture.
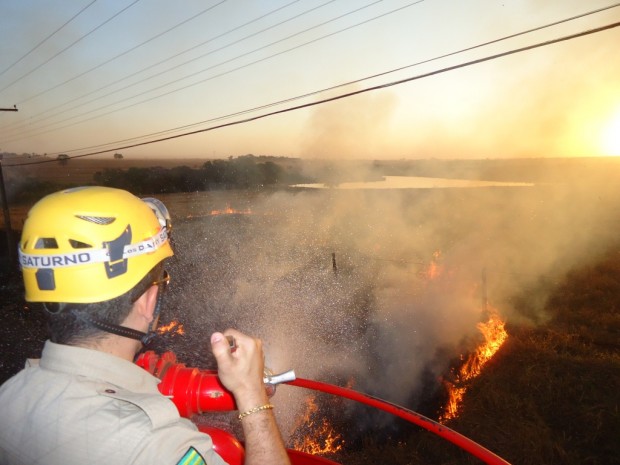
[75,289,166,345]
[71,279,167,346]
[78,313,154,344]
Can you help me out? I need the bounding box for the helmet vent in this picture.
[69,239,92,249]
[76,215,115,225]
[35,238,58,249]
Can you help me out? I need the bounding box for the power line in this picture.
[47,1,620,157]
[3,3,619,153]
[11,0,300,120]
[0,0,388,142]
[11,1,227,108]
[0,0,97,79]
[6,0,618,146]
[11,0,618,155]
[0,0,142,94]
[0,0,328,136]
[9,19,620,166]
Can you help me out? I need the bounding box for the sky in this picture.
[0,0,619,160]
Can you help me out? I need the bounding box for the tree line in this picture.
[7,155,312,204]
[93,155,310,195]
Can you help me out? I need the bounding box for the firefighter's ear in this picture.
[133,285,159,324]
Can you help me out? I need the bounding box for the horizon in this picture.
[5,150,620,163]
[5,151,620,161]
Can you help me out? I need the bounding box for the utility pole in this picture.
[1,105,19,273]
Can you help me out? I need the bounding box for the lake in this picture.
[291,175,534,189]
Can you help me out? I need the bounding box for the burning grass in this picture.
[291,394,345,456]
[337,247,620,465]
[440,306,509,422]
[209,204,252,216]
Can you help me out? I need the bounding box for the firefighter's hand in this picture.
[211,330,291,465]
[210,330,268,409]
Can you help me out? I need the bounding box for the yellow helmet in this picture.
[19,186,174,303]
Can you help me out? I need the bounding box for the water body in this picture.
[291,175,534,189]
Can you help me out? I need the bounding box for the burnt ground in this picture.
[0,271,47,385]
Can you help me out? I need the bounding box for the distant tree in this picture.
[114,153,123,159]
[260,161,283,185]
[94,168,126,189]
[93,157,309,194]
[169,165,204,191]
[230,156,260,188]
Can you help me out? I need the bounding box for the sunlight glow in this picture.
[601,109,620,156]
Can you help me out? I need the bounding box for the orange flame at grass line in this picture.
[291,395,345,456]
[209,204,252,216]
[157,320,185,335]
[440,306,508,422]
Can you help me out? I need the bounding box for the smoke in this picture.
[157,162,620,439]
[300,88,397,160]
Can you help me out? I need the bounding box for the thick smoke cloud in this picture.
[158,165,620,438]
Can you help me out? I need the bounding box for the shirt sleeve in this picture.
[130,417,229,465]
[96,385,229,465]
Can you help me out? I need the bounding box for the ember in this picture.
[440,306,508,422]
[209,204,252,216]
[157,320,185,336]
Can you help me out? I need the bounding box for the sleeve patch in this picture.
[177,446,206,465]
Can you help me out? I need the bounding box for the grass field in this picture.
[337,245,620,465]
[1,242,618,464]
[1,156,618,464]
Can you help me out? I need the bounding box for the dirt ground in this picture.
[0,274,46,385]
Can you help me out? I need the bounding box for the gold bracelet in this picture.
[238,403,274,420]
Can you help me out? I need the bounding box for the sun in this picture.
[600,109,620,156]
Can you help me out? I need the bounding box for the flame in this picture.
[209,204,252,215]
[440,306,508,422]
[292,395,345,455]
[157,320,185,335]
[423,250,443,280]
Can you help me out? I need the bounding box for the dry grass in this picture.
[338,247,620,465]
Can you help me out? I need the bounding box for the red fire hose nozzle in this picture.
[135,350,295,417]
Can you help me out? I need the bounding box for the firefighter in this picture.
[0,186,290,465]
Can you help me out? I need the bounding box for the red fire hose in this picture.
[287,378,511,465]
[136,351,511,465]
